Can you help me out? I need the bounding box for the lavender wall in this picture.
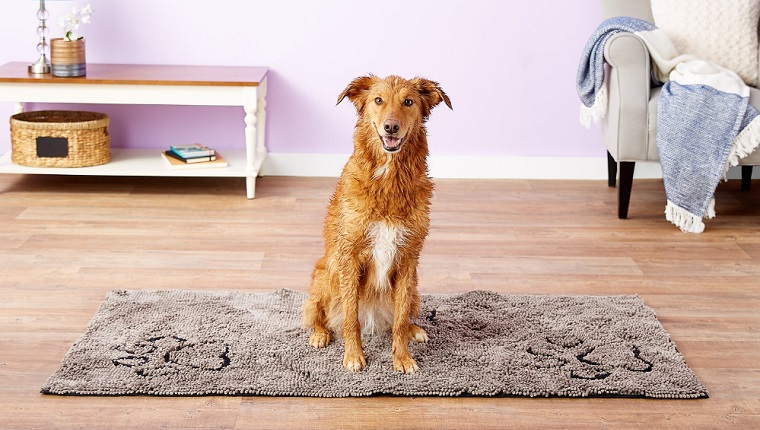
[0,1,603,159]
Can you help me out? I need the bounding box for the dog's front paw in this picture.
[309,329,331,348]
[393,355,419,374]
[409,324,429,343]
[343,352,367,372]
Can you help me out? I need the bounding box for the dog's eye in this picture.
[374,97,383,105]
[404,99,414,107]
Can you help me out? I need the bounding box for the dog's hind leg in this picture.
[305,299,331,348]
[409,324,429,343]
[406,280,429,343]
[304,259,332,348]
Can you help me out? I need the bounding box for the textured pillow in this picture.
[651,0,760,86]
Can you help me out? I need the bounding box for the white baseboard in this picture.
[259,153,669,179]
[260,153,758,180]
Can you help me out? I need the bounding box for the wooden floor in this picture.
[1,173,759,429]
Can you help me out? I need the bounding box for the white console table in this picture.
[0,62,268,198]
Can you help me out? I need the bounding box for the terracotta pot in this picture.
[50,38,86,77]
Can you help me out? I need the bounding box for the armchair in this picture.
[599,0,760,218]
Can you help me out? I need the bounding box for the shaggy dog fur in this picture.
[303,75,452,373]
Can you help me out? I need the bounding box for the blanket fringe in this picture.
[705,198,716,219]
[580,85,608,128]
[726,116,760,172]
[665,200,705,233]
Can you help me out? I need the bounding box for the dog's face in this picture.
[337,75,452,154]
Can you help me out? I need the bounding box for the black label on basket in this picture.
[36,137,69,158]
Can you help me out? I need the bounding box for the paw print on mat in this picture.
[113,335,231,376]
[525,336,653,380]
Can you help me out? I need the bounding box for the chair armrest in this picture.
[602,32,657,161]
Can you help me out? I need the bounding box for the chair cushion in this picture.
[651,0,760,86]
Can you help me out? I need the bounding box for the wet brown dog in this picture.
[303,75,452,373]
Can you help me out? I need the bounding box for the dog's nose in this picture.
[384,120,400,135]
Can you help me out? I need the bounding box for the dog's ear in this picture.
[337,75,377,112]
[413,78,453,119]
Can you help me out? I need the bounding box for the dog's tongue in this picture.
[383,136,401,149]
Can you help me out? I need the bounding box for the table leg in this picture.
[246,176,256,199]
[243,87,258,199]
[256,77,268,154]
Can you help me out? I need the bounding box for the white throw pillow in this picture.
[651,0,760,86]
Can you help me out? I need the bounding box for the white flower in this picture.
[81,4,93,24]
[60,3,93,41]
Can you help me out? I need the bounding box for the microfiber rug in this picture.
[42,289,708,399]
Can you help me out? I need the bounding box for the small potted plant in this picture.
[50,4,93,77]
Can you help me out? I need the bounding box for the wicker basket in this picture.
[10,110,110,168]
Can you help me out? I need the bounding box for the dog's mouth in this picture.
[379,134,405,153]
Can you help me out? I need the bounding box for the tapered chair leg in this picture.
[618,162,635,219]
[607,151,617,188]
[741,166,753,192]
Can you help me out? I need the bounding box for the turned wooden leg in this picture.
[607,151,617,188]
[741,166,753,192]
[618,162,635,219]
[243,87,258,200]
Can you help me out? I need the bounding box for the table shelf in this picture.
[0,62,269,198]
[0,148,265,178]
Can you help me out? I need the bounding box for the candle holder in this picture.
[28,0,52,74]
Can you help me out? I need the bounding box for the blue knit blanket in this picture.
[577,17,760,232]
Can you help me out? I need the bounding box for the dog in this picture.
[303,75,452,373]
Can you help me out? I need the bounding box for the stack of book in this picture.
[161,144,228,170]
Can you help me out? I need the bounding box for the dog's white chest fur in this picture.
[368,221,408,291]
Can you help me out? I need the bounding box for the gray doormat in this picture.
[42,289,708,398]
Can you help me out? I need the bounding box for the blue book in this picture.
[170,144,215,159]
